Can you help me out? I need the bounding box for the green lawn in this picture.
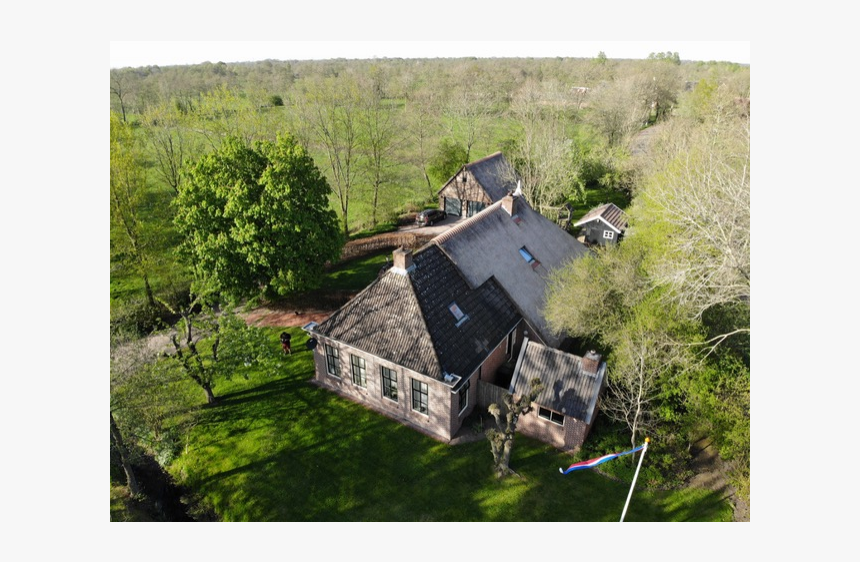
[318,251,391,293]
[165,327,732,522]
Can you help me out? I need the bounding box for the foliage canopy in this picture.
[173,134,343,300]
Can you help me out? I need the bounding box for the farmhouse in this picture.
[437,152,518,218]
[307,191,605,450]
[573,202,628,246]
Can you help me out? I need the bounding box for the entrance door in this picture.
[445,197,461,216]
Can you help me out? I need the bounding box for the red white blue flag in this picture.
[559,445,645,475]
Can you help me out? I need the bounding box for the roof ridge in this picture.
[432,200,505,245]
[465,151,503,168]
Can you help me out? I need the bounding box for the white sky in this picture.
[110,40,750,69]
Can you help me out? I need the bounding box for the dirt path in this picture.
[688,437,749,521]
[242,303,332,328]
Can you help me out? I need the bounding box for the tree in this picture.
[110,111,156,307]
[585,75,652,146]
[173,134,343,300]
[157,294,275,405]
[633,109,750,324]
[296,76,365,237]
[358,76,401,228]
[441,65,498,161]
[404,88,444,199]
[600,316,682,450]
[427,138,468,187]
[110,412,141,497]
[485,378,543,478]
[110,69,137,122]
[505,79,584,218]
[141,99,202,195]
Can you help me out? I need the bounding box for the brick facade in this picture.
[314,333,514,442]
[517,408,595,452]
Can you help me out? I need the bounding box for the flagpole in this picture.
[620,437,649,522]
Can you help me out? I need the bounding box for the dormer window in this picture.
[448,302,468,326]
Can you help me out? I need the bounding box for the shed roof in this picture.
[510,340,604,423]
[573,203,628,233]
[437,152,518,203]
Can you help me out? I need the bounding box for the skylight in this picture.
[448,302,469,326]
[448,302,465,321]
[519,247,536,264]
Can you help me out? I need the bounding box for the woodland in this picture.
[110,52,750,521]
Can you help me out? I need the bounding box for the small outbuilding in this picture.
[573,203,627,246]
[437,152,518,218]
[510,340,605,451]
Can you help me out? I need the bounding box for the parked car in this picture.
[415,208,447,227]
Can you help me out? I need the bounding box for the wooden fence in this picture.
[340,232,435,262]
[477,380,510,411]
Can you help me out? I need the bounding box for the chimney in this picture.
[502,191,517,216]
[392,247,413,274]
[581,350,601,374]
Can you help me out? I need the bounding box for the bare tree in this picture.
[601,324,678,451]
[142,100,201,195]
[441,66,498,161]
[636,113,750,320]
[486,378,543,478]
[358,74,401,228]
[110,69,136,122]
[404,88,443,199]
[297,76,365,237]
[506,79,583,217]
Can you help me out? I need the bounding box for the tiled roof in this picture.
[315,245,521,382]
[573,203,627,232]
[510,340,604,423]
[433,197,589,347]
[465,152,518,202]
[314,269,441,378]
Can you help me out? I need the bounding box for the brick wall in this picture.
[312,337,455,441]
[517,408,593,452]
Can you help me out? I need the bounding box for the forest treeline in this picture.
[110,53,750,515]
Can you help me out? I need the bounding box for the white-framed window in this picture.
[350,354,367,388]
[538,407,564,425]
[459,379,470,413]
[412,379,429,415]
[325,344,340,377]
[603,230,615,239]
[381,366,398,401]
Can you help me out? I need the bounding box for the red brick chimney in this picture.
[502,191,517,216]
[581,350,601,374]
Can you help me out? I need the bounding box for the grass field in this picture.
[163,327,732,522]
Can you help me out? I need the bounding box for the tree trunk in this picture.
[501,437,513,473]
[203,383,217,405]
[371,182,379,228]
[110,412,141,497]
[423,170,434,200]
[143,273,155,308]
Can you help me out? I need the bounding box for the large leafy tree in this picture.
[174,134,343,300]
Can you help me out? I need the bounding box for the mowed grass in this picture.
[318,251,391,293]
[167,327,732,522]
